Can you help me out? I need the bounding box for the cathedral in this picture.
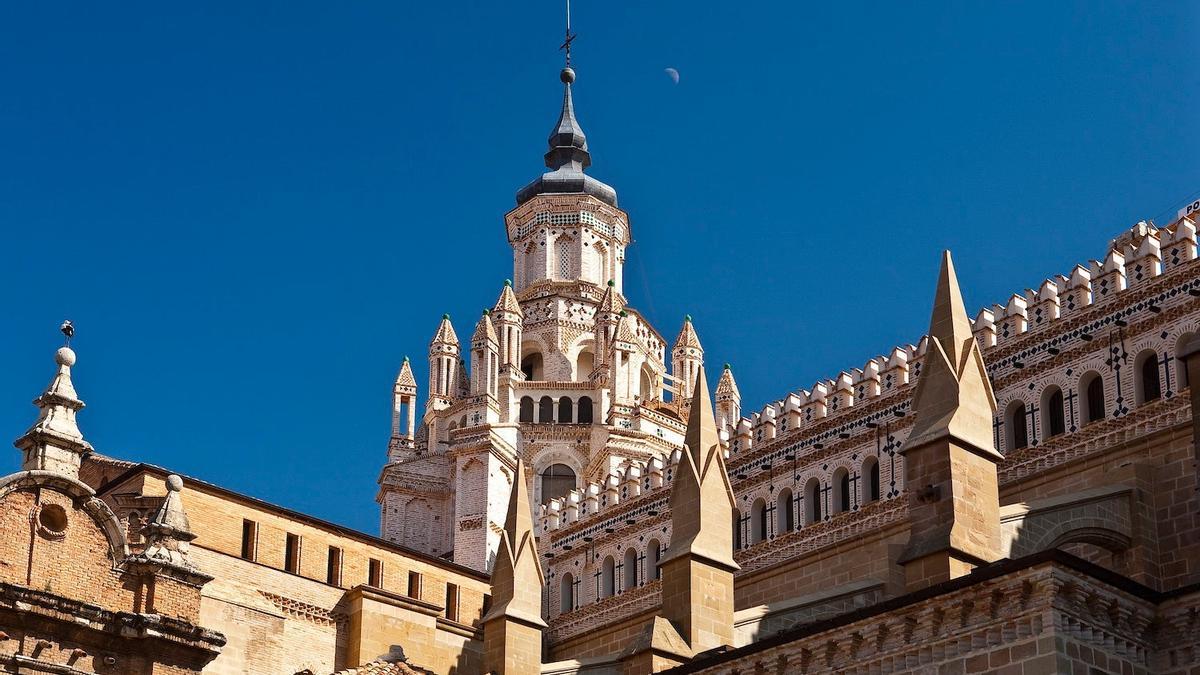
[2,32,1200,675]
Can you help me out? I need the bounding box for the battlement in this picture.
[537,216,1198,536]
[729,217,1197,455]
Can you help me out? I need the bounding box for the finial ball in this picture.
[560,67,576,84]
[165,474,184,492]
[55,347,76,367]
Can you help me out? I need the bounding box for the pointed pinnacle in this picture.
[684,366,719,466]
[505,458,534,545]
[928,251,974,369]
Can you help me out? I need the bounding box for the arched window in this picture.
[647,538,662,580]
[732,508,742,551]
[833,468,850,513]
[862,456,881,503]
[1135,350,1161,404]
[601,556,615,599]
[521,351,543,381]
[578,396,594,424]
[1042,387,1065,438]
[576,350,595,382]
[750,498,767,544]
[639,368,654,401]
[623,548,638,591]
[1006,401,1028,451]
[1179,334,1196,390]
[539,396,555,423]
[558,397,574,424]
[560,573,574,613]
[776,488,794,533]
[519,397,534,423]
[1082,373,1105,424]
[805,478,822,524]
[540,464,576,503]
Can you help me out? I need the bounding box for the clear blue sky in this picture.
[1,3,1197,534]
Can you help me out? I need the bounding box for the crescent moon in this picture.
[664,67,680,85]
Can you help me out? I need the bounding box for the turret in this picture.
[492,280,524,376]
[507,67,629,293]
[593,280,624,382]
[671,315,704,405]
[470,310,500,398]
[389,357,419,461]
[15,338,93,479]
[427,314,460,413]
[715,364,741,431]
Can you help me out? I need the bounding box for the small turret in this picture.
[471,310,500,398]
[391,357,418,441]
[593,280,624,381]
[492,281,524,374]
[715,364,741,430]
[427,314,460,413]
[15,340,93,479]
[671,315,704,405]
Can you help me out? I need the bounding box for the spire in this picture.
[899,252,1003,591]
[515,65,618,206]
[544,69,590,172]
[395,357,417,392]
[673,315,703,351]
[597,280,624,316]
[431,314,459,347]
[663,366,737,570]
[905,251,999,457]
[493,280,523,319]
[472,310,498,345]
[15,341,93,477]
[483,458,546,625]
[715,364,740,402]
[137,475,201,571]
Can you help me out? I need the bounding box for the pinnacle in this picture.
[431,315,459,346]
[716,364,740,400]
[493,282,523,317]
[684,366,719,467]
[928,251,974,370]
[473,311,498,344]
[504,458,534,545]
[906,251,999,457]
[395,358,417,388]
[674,315,703,351]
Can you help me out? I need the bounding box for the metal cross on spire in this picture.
[559,0,577,67]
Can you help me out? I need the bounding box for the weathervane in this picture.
[560,0,576,67]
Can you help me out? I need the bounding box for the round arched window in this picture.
[540,464,576,502]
